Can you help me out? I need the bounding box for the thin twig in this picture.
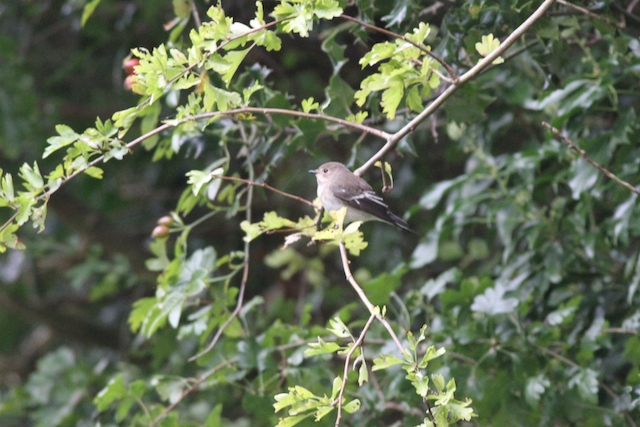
[601,328,639,335]
[151,358,237,426]
[338,241,405,353]
[339,14,457,81]
[209,175,315,207]
[189,0,201,28]
[334,312,376,427]
[189,129,256,361]
[355,0,558,176]
[556,0,625,29]
[0,104,388,235]
[539,347,638,427]
[542,122,640,197]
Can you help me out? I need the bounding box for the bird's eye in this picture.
[323,168,328,173]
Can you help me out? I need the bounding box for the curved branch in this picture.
[338,241,405,353]
[1,104,384,236]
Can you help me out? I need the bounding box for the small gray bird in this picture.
[309,162,414,233]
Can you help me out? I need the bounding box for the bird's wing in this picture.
[331,184,391,220]
[331,182,415,233]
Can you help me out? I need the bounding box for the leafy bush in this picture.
[0,0,639,426]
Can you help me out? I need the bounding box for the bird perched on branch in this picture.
[309,162,414,233]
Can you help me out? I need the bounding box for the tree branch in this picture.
[339,14,457,81]
[556,0,625,29]
[338,241,405,353]
[151,358,237,426]
[334,312,376,427]
[189,129,256,361]
[542,122,640,197]
[209,174,316,207]
[355,0,558,176]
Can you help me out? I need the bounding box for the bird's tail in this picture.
[388,212,416,234]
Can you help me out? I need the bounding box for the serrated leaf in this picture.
[328,317,352,338]
[301,97,319,113]
[372,354,404,371]
[186,170,212,195]
[84,166,104,179]
[475,33,504,64]
[411,373,430,397]
[304,338,341,356]
[419,345,446,368]
[44,125,79,158]
[19,162,44,190]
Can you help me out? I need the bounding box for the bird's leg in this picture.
[315,207,325,231]
[379,160,392,193]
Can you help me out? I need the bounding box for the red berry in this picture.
[124,74,136,91]
[157,216,174,226]
[122,58,140,75]
[151,225,170,238]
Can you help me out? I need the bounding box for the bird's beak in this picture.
[308,169,317,174]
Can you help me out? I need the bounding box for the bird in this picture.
[309,162,414,233]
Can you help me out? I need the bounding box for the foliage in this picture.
[1,0,640,426]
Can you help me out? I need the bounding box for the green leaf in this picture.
[327,317,351,338]
[19,162,44,191]
[301,97,319,113]
[410,372,429,397]
[372,354,404,371]
[83,166,104,179]
[470,286,518,315]
[419,176,466,209]
[274,414,311,427]
[94,374,127,412]
[475,33,504,64]
[172,0,191,19]
[410,230,439,268]
[186,168,223,196]
[357,356,368,385]
[304,338,341,356]
[15,195,35,226]
[419,345,446,368]
[568,368,599,404]
[525,374,550,406]
[363,267,406,305]
[1,171,14,203]
[431,373,445,391]
[214,48,252,86]
[81,0,101,27]
[330,377,341,400]
[44,125,79,158]
[342,399,360,413]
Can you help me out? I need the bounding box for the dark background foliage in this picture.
[0,0,639,426]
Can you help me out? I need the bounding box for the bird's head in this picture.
[308,162,346,184]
